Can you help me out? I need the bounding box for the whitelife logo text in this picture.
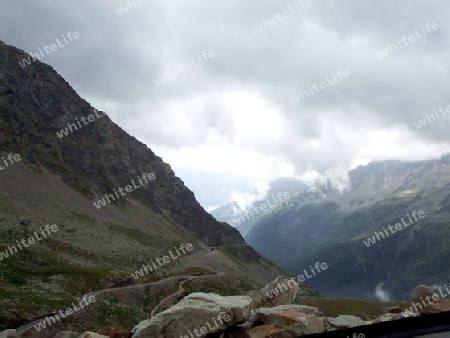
[0,224,58,261]
[153,50,215,87]
[33,295,96,332]
[377,22,439,58]
[18,31,81,68]
[93,172,155,209]
[414,104,450,130]
[230,192,290,228]
[180,312,232,338]
[289,69,350,106]
[266,262,329,299]
[250,0,313,35]
[363,210,425,247]
[56,103,118,139]
[0,153,21,172]
[131,243,194,279]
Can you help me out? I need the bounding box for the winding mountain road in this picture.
[15,270,224,334]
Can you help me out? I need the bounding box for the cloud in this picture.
[1,0,449,207]
[375,282,391,302]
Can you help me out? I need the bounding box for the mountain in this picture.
[214,156,450,301]
[0,40,291,331]
[210,177,304,236]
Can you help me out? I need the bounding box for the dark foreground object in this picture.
[302,312,450,338]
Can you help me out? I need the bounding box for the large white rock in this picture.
[326,315,364,328]
[132,292,252,337]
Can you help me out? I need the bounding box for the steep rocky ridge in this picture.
[0,39,244,248]
[0,40,290,332]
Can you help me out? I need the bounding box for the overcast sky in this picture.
[1,0,449,209]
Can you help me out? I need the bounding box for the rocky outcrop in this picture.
[0,40,245,249]
[54,332,79,338]
[0,329,111,338]
[78,333,109,338]
[421,299,450,314]
[0,330,15,338]
[388,306,402,313]
[131,293,252,337]
[254,305,327,336]
[412,285,437,305]
[240,324,291,337]
[326,315,364,328]
[5,283,450,338]
[97,327,131,338]
[248,277,302,309]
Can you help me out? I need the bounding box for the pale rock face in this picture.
[326,315,364,328]
[411,284,436,305]
[242,324,292,338]
[248,276,303,309]
[131,292,252,337]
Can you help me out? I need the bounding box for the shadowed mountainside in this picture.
[0,40,291,331]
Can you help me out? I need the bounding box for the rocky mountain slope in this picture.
[0,40,292,332]
[213,156,450,301]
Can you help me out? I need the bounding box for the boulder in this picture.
[271,305,320,316]
[378,313,404,322]
[411,285,436,305]
[54,332,79,338]
[364,318,381,325]
[248,276,302,309]
[0,330,16,338]
[326,315,364,328]
[254,305,327,336]
[387,306,402,313]
[131,292,252,337]
[244,325,292,337]
[79,333,109,338]
[421,299,450,314]
[97,327,131,338]
[240,310,262,329]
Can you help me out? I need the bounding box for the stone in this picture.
[326,315,364,328]
[411,285,436,305]
[248,276,303,309]
[97,327,131,338]
[0,330,16,338]
[78,333,109,338]
[421,299,450,314]
[271,304,320,316]
[387,306,402,313]
[364,319,381,325]
[132,292,252,337]
[255,305,327,336]
[245,324,292,338]
[240,310,261,329]
[54,332,79,338]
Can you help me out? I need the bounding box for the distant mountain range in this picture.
[211,155,450,301]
